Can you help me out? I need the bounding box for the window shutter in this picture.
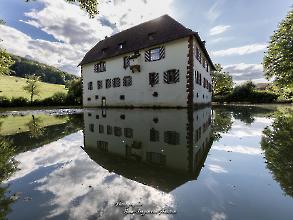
[145,50,151,62]
[159,46,165,59]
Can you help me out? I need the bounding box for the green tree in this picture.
[25,0,99,18]
[0,21,15,75]
[211,64,233,97]
[23,75,41,103]
[263,7,293,87]
[261,108,293,197]
[26,115,44,138]
[0,49,15,75]
[66,78,82,105]
[212,108,233,141]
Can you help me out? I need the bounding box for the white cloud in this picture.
[206,0,225,22]
[212,43,267,57]
[208,164,228,173]
[223,63,265,81]
[0,0,174,75]
[209,25,231,36]
[212,145,262,155]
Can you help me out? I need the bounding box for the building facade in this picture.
[80,15,215,108]
[83,108,213,192]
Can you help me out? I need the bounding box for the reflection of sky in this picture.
[5,114,293,220]
[170,116,293,220]
[7,131,175,220]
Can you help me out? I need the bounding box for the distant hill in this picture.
[9,54,79,85]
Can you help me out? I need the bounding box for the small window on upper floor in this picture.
[196,47,200,61]
[94,61,106,72]
[163,69,179,84]
[97,80,103,89]
[123,56,130,69]
[145,46,165,62]
[148,32,155,40]
[88,82,93,90]
[118,42,124,49]
[123,76,132,87]
[112,78,121,88]
[106,79,111,88]
[206,64,209,72]
[149,72,159,86]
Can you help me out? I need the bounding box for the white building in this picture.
[83,108,213,192]
[80,15,215,108]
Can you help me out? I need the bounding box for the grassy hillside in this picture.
[11,54,79,85]
[0,75,67,100]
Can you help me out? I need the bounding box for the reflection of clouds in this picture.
[8,131,174,219]
[222,117,273,138]
[208,164,228,173]
[212,145,262,155]
[211,211,227,220]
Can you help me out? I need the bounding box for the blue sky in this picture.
[0,0,292,83]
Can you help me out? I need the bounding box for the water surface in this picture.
[0,105,292,220]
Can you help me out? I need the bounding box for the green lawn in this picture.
[0,114,68,136]
[0,75,67,100]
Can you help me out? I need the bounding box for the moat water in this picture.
[0,105,292,220]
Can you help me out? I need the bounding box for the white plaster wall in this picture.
[82,38,189,107]
[193,38,212,104]
[83,108,212,173]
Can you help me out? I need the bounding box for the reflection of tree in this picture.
[0,137,18,220]
[212,109,233,141]
[26,115,44,138]
[261,109,293,197]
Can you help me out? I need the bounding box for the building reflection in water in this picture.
[83,107,213,192]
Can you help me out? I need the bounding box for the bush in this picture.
[10,97,29,106]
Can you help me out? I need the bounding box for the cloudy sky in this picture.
[0,0,291,83]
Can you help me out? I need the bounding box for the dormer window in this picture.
[94,61,106,72]
[148,32,155,40]
[118,42,125,49]
[102,48,107,54]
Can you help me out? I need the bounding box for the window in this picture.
[99,125,104,134]
[199,52,202,63]
[148,32,155,40]
[207,64,209,72]
[203,59,206,68]
[112,78,120,88]
[120,95,125,100]
[114,127,122,136]
[196,47,200,61]
[163,69,179,84]
[203,78,206,88]
[145,46,165,62]
[118,42,124,49]
[106,79,111,88]
[97,141,108,152]
[146,152,166,165]
[97,80,103,89]
[88,82,93,90]
[149,72,159,86]
[124,128,133,138]
[87,97,91,101]
[123,76,132,87]
[89,124,94,132]
[94,61,106,72]
[199,73,202,85]
[107,125,112,135]
[95,95,99,100]
[164,131,180,145]
[153,92,158,97]
[150,48,160,61]
[123,56,130,69]
[150,128,159,142]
